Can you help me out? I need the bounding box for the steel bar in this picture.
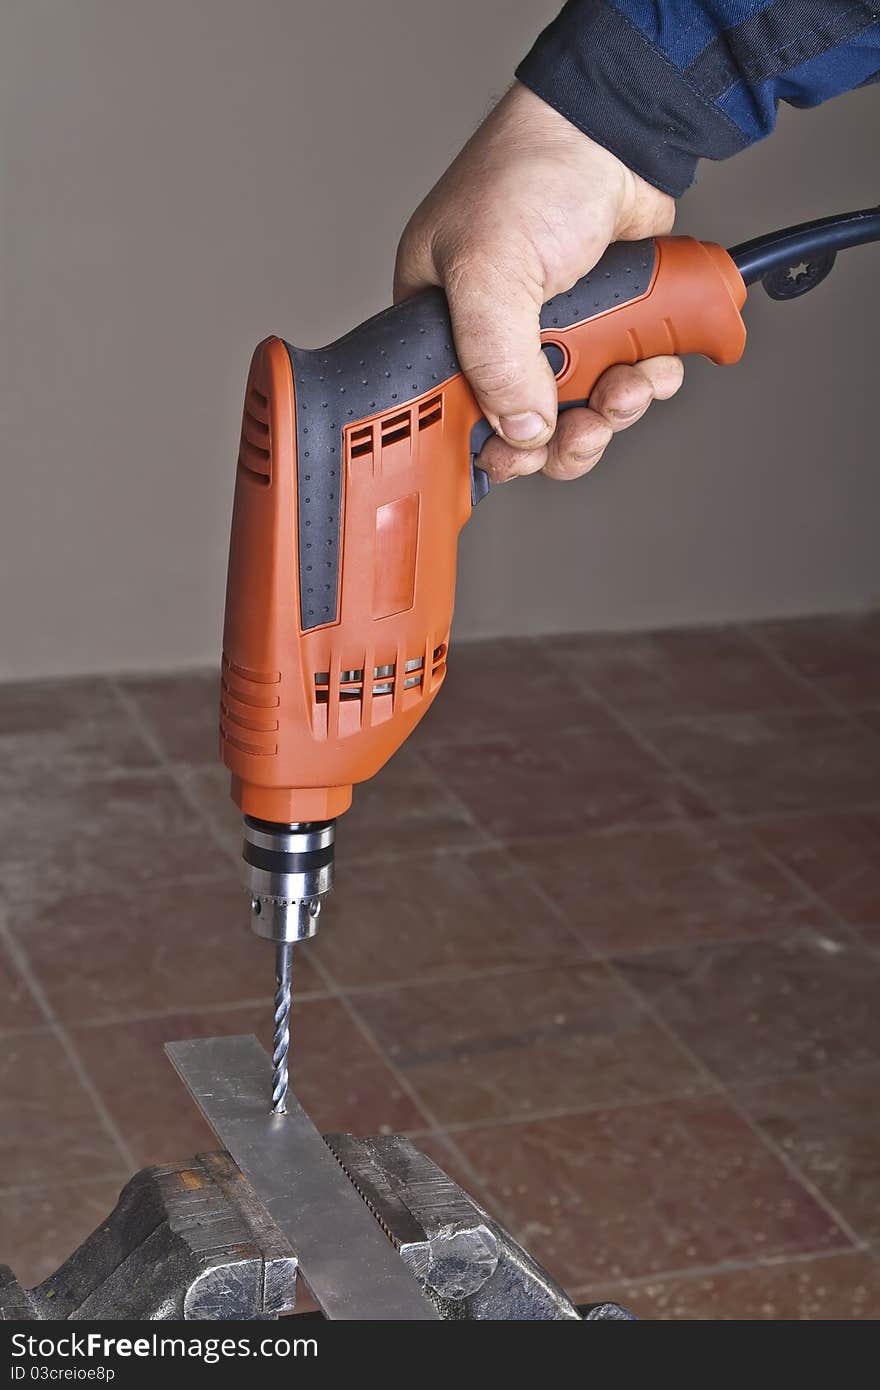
[165,1035,439,1321]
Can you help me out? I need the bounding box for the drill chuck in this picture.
[242,817,335,944]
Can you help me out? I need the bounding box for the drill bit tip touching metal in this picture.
[271,942,293,1114]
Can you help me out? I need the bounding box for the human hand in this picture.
[394,82,684,481]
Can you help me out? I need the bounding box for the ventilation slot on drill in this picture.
[374,657,424,695]
[418,394,443,430]
[350,425,373,460]
[339,668,364,702]
[380,411,411,448]
[348,396,442,464]
[313,655,431,705]
[313,669,363,704]
[238,387,271,482]
[401,656,424,691]
[220,653,281,756]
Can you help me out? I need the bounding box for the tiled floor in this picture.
[2,612,880,1319]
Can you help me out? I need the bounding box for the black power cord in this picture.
[728,205,880,300]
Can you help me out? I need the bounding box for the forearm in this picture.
[516,0,880,195]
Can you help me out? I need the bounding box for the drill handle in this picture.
[285,235,747,517]
[538,237,747,410]
[276,235,748,634]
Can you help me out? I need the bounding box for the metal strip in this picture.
[165,1035,439,1321]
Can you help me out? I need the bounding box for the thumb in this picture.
[444,260,557,448]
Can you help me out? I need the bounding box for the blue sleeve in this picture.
[515,0,880,195]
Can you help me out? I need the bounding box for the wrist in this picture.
[505,81,675,240]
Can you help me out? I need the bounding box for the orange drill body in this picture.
[221,235,747,826]
[221,337,474,825]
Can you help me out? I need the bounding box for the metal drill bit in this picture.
[271,942,293,1114]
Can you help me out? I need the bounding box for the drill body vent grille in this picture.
[220,654,280,755]
[238,386,272,481]
[346,393,444,463]
[313,644,446,708]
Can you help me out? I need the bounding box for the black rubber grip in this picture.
[285,239,656,629]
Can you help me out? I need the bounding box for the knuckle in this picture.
[465,356,530,396]
[548,446,602,481]
[546,460,583,481]
[398,205,432,259]
[442,246,507,304]
[571,442,608,473]
[395,220,417,261]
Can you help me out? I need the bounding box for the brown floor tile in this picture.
[640,710,880,817]
[70,1000,428,1167]
[173,763,242,859]
[586,1251,880,1320]
[10,879,326,1024]
[0,1179,127,1290]
[0,677,156,778]
[319,847,584,989]
[752,811,880,926]
[0,771,230,905]
[355,965,707,1126]
[412,637,612,747]
[516,824,817,958]
[421,725,712,844]
[0,1033,124,1186]
[336,745,484,863]
[118,671,219,765]
[453,1098,847,1288]
[0,936,42,1033]
[545,625,816,720]
[754,612,880,705]
[734,1065,880,1242]
[617,935,880,1084]
[862,922,880,954]
[854,706,880,738]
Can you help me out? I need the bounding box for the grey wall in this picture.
[1,0,878,680]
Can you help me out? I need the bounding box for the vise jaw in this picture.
[0,1152,297,1321]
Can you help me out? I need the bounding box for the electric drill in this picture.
[220,205,880,1112]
